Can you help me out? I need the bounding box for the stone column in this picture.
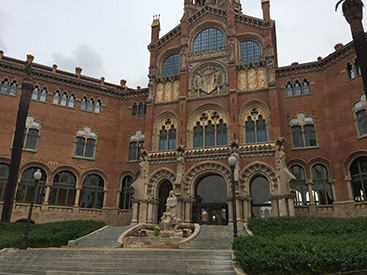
[306,179,314,204]
[74,188,81,207]
[278,197,288,216]
[271,197,279,217]
[103,190,108,207]
[43,185,51,205]
[287,196,295,217]
[176,197,182,222]
[243,198,249,221]
[330,178,337,202]
[345,175,354,200]
[184,200,191,223]
[131,201,139,224]
[147,201,153,224]
[138,201,148,224]
[116,190,121,208]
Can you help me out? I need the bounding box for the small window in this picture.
[52,91,60,105]
[40,88,47,102]
[303,80,310,95]
[132,103,137,116]
[73,127,97,159]
[80,97,87,111]
[294,81,301,96]
[138,102,144,115]
[128,141,144,161]
[290,165,307,205]
[9,81,17,95]
[356,109,367,137]
[87,99,94,112]
[240,41,261,64]
[61,93,68,106]
[0,79,9,94]
[290,113,317,149]
[24,129,39,150]
[286,82,293,97]
[244,109,267,144]
[94,100,101,113]
[68,94,75,108]
[347,62,355,80]
[32,86,39,100]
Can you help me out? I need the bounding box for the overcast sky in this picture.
[0,0,366,88]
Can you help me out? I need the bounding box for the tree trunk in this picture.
[1,76,34,222]
[343,0,367,97]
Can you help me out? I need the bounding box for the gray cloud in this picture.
[51,44,104,77]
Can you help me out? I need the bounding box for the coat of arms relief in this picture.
[189,63,228,99]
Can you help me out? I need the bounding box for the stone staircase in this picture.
[67,226,131,248]
[179,225,247,250]
[0,248,235,274]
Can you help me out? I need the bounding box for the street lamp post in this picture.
[20,169,42,250]
[228,154,238,239]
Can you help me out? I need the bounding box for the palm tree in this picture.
[1,55,34,222]
[336,0,367,97]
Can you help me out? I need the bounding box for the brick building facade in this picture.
[0,0,366,225]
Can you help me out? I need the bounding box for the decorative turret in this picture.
[151,15,161,43]
[261,0,271,20]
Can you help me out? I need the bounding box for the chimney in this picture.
[151,15,161,43]
[291,62,299,66]
[137,86,141,90]
[52,64,58,73]
[261,0,271,21]
[100,77,105,85]
[75,67,82,79]
[120,79,127,88]
[0,50,3,60]
[334,43,344,50]
[26,54,34,64]
[317,56,323,61]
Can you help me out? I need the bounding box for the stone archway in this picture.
[250,176,271,217]
[157,180,173,224]
[192,174,228,225]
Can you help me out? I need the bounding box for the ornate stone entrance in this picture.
[250,176,271,217]
[192,175,228,225]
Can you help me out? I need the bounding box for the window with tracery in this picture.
[73,127,97,159]
[193,28,225,55]
[290,113,317,148]
[286,80,310,97]
[240,41,261,64]
[119,175,133,209]
[159,119,177,151]
[347,60,361,80]
[193,112,227,148]
[32,86,47,102]
[290,165,307,205]
[244,108,267,143]
[350,157,367,202]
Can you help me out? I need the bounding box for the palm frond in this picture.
[335,0,345,11]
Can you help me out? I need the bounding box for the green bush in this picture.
[234,217,367,275]
[0,220,105,249]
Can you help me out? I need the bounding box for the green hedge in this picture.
[234,217,367,275]
[0,220,105,249]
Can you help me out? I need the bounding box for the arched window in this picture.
[94,100,101,113]
[290,165,307,205]
[240,41,261,64]
[8,81,17,95]
[347,62,355,80]
[87,99,94,112]
[311,164,333,205]
[49,171,76,207]
[159,126,168,151]
[138,102,145,115]
[52,91,60,105]
[80,174,104,209]
[161,54,179,77]
[354,94,367,137]
[0,164,10,202]
[32,86,39,100]
[68,94,75,108]
[128,130,145,161]
[303,79,310,95]
[244,109,267,144]
[290,113,317,148]
[350,157,367,202]
[16,167,46,204]
[294,81,302,96]
[60,93,68,106]
[119,175,133,209]
[159,122,176,151]
[286,82,293,97]
[80,97,87,111]
[132,103,137,116]
[0,79,8,94]
[193,112,227,148]
[23,116,41,151]
[40,88,47,102]
[354,59,361,76]
[73,127,97,159]
[193,28,225,55]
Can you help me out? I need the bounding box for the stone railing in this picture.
[239,142,276,158]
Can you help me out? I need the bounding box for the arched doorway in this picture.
[251,176,271,217]
[157,180,173,223]
[192,175,228,225]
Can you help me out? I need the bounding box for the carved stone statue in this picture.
[165,82,172,101]
[258,67,267,88]
[267,60,276,84]
[159,207,178,233]
[131,150,149,201]
[275,137,296,193]
[174,81,180,99]
[157,84,164,103]
[166,191,177,215]
[195,74,203,90]
[248,68,257,90]
[174,147,185,193]
[238,71,246,92]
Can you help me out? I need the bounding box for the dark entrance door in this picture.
[251,176,271,217]
[192,175,228,225]
[157,180,172,223]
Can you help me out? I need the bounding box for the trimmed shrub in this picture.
[0,220,105,249]
[234,217,367,275]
